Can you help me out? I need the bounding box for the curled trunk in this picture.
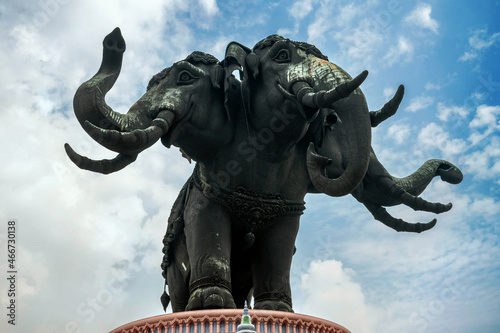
[306,91,372,197]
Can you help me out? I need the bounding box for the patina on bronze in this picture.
[65,28,463,314]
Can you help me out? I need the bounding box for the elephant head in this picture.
[311,84,464,232]
[225,35,371,196]
[65,28,227,173]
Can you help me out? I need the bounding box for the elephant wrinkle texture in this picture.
[65,28,463,318]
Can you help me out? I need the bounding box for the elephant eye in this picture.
[177,70,198,85]
[273,49,291,63]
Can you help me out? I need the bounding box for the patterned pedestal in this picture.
[109,309,351,333]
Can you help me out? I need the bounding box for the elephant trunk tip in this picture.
[103,27,126,54]
[437,163,463,184]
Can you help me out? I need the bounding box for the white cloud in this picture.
[461,136,500,180]
[469,29,500,50]
[383,36,414,67]
[459,29,500,62]
[383,87,395,99]
[289,0,315,20]
[437,103,468,122]
[387,123,411,144]
[418,122,468,156]
[279,0,318,37]
[425,82,441,91]
[458,51,477,62]
[298,260,374,333]
[405,95,434,112]
[326,16,385,70]
[199,0,219,16]
[470,104,500,128]
[404,3,439,34]
[467,105,500,146]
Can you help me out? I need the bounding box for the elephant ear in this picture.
[311,109,339,148]
[308,108,349,182]
[210,64,224,89]
[223,42,255,119]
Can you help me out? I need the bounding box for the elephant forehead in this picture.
[141,88,182,111]
[287,50,353,89]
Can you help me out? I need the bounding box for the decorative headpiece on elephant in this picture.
[64,28,227,173]
[307,84,463,232]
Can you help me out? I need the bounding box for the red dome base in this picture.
[109,309,351,333]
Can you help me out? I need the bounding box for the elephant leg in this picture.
[182,186,236,310]
[364,201,437,233]
[167,252,190,312]
[252,215,300,312]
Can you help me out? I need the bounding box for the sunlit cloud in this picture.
[459,29,500,62]
[404,3,439,34]
[383,36,414,66]
[437,103,469,122]
[298,260,374,333]
[405,95,434,112]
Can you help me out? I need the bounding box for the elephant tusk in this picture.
[82,110,175,154]
[293,70,368,108]
[370,84,405,127]
[64,143,137,174]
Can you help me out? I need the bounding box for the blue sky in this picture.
[0,1,499,332]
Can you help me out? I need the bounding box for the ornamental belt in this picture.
[193,165,305,233]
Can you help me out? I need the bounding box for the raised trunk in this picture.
[65,28,175,174]
[73,28,151,136]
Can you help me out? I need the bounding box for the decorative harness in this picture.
[193,164,305,233]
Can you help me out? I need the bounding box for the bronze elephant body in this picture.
[65,29,462,313]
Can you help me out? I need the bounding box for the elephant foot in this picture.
[254,300,293,312]
[185,286,236,311]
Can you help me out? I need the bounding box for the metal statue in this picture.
[65,29,463,313]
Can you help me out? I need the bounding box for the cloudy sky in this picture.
[1,0,499,332]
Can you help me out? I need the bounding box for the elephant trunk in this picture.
[72,27,174,154]
[73,28,152,138]
[394,159,463,196]
[306,94,372,196]
[65,28,176,174]
[297,68,371,197]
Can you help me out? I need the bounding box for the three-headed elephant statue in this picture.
[65,29,462,314]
